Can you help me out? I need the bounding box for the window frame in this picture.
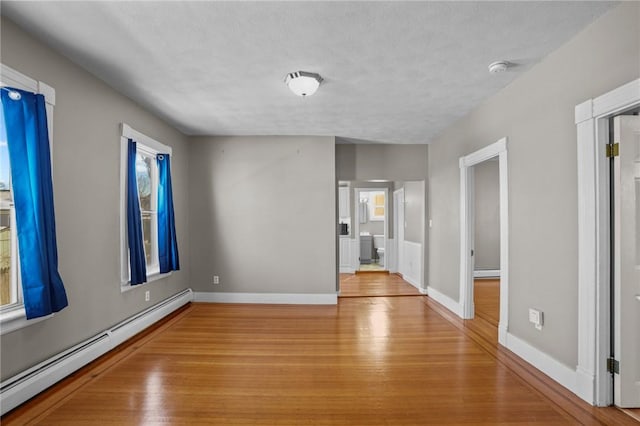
[0,63,56,335]
[119,123,172,292]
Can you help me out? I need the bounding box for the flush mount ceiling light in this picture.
[488,60,511,74]
[284,71,323,97]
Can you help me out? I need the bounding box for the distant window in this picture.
[371,192,385,221]
[120,124,172,289]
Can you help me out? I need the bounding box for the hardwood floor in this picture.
[3,285,638,424]
[339,272,422,297]
[473,278,500,326]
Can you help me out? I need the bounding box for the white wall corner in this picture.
[575,99,593,124]
[426,285,463,318]
[505,332,577,396]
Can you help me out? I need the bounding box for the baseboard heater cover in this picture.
[0,288,193,416]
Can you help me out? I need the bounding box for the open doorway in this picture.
[472,159,501,329]
[354,188,388,272]
[459,138,509,346]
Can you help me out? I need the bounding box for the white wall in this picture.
[428,3,639,368]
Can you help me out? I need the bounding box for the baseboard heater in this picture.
[0,288,193,416]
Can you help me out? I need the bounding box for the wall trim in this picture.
[575,77,640,406]
[193,292,338,305]
[0,289,193,415]
[473,269,500,278]
[425,285,463,317]
[505,331,577,395]
[402,240,423,288]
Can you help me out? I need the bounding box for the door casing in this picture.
[575,78,640,406]
[459,137,509,346]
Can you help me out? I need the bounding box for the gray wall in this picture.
[474,160,500,270]
[0,18,190,380]
[336,143,428,182]
[188,136,336,294]
[427,3,639,368]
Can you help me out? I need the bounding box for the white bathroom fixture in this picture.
[373,234,385,267]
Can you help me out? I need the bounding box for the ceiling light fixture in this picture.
[284,71,323,97]
[488,60,511,74]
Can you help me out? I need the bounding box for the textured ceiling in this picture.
[2,1,614,144]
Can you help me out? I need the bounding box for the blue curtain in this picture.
[1,87,68,319]
[127,139,147,284]
[157,154,179,273]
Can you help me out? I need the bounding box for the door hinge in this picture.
[607,357,620,374]
[606,143,619,158]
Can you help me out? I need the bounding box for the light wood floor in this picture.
[3,288,637,424]
[339,272,422,297]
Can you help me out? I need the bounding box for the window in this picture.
[371,192,385,221]
[0,107,19,310]
[1,64,57,333]
[120,124,172,290]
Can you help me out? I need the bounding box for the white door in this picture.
[613,115,640,408]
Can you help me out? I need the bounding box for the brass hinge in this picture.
[607,357,620,374]
[606,143,619,158]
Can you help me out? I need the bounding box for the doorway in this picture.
[472,159,501,329]
[575,79,639,407]
[354,188,388,272]
[459,138,509,346]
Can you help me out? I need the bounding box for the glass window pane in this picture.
[136,154,152,212]
[1,104,14,307]
[141,212,152,266]
[0,207,10,306]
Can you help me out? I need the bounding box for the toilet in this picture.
[373,235,385,267]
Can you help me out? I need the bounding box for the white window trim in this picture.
[0,64,56,335]
[119,123,172,292]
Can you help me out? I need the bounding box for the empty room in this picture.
[0,1,639,424]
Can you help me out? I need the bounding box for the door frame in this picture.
[575,78,640,406]
[459,137,509,347]
[393,188,405,275]
[353,187,389,270]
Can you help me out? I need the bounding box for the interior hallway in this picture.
[339,272,422,297]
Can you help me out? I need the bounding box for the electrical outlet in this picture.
[529,308,543,330]
[213,275,220,285]
[145,290,150,302]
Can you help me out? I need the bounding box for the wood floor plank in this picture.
[2,280,637,425]
[474,278,500,326]
[339,272,421,297]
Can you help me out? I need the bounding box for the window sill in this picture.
[120,271,173,293]
[0,306,53,336]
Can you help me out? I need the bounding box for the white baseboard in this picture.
[194,292,338,305]
[474,269,500,278]
[504,331,577,395]
[425,285,463,317]
[575,367,596,404]
[402,273,421,290]
[0,288,193,415]
[339,267,356,274]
